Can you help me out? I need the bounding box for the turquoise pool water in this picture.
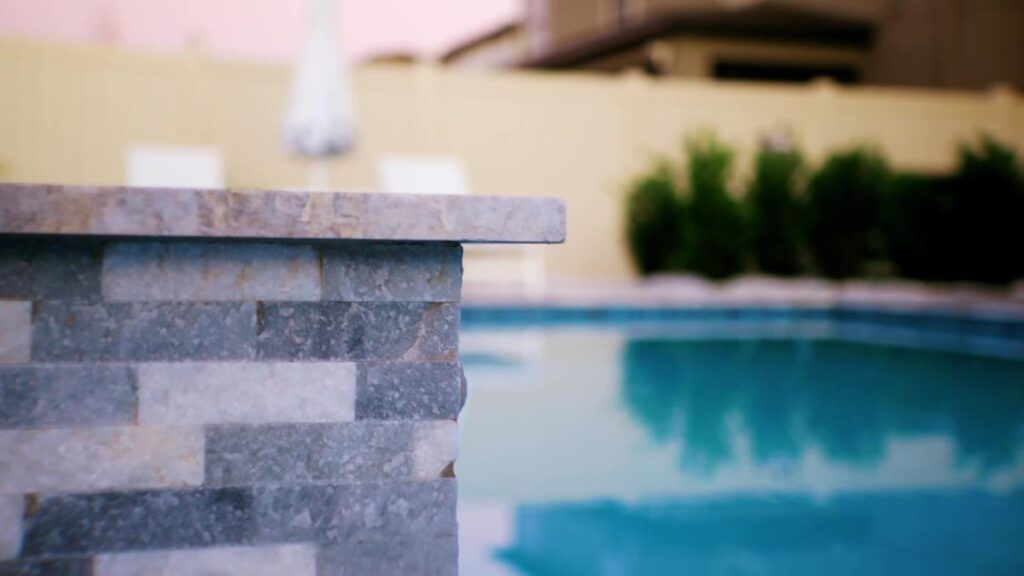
[456,312,1024,575]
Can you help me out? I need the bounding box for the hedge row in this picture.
[625,133,1024,283]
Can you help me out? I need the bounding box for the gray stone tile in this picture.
[356,362,462,420]
[253,479,457,546]
[32,302,257,362]
[204,422,416,486]
[0,558,92,576]
[0,427,204,494]
[92,188,202,237]
[0,302,31,365]
[196,188,363,240]
[317,537,458,576]
[321,243,461,302]
[358,192,566,244]
[0,495,22,559]
[19,481,455,559]
[0,365,135,429]
[94,544,315,576]
[0,185,200,239]
[460,364,468,412]
[0,238,102,301]
[20,488,255,556]
[103,242,321,302]
[137,362,355,426]
[256,302,458,362]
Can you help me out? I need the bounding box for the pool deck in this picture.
[463,276,1024,320]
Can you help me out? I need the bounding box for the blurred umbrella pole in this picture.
[282,0,356,190]
[308,159,331,190]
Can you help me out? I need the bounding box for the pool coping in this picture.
[461,280,1024,359]
[461,304,1024,359]
[462,277,1024,322]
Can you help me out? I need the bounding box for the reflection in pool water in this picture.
[457,326,1024,576]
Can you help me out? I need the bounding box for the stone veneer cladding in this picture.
[0,237,467,575]
[0,185,564,575]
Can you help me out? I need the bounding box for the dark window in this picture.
[713,60,860,84]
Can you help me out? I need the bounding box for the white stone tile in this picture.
[102,242,321,301]
[0,427,203,494]
[0,301,31,364]
[95,543,316,576]
[0,494,23,559]
[137,363,356,425]
[412,420,459,479]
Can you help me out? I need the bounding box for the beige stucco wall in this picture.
[1,38,1022,281]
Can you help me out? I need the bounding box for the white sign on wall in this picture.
[377,154,469,196]
[126,145,224,188]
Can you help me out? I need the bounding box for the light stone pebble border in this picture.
[463,277,1024,319]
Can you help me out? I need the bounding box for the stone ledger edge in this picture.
[0,184,567,245]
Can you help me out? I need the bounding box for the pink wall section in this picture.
[0,0,521,62]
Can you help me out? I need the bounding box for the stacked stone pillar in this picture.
[0,184,564,575]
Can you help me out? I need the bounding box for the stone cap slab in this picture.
[0,183,566,244]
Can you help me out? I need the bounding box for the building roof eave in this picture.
[520,3,876,70]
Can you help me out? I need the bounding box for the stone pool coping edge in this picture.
[0,183,567,244]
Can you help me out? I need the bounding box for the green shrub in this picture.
[682,133,747,279]
[807,147,889,278]
[624,162,686,275]
[881,173,956,281]
[623,132,1022,283]
[746,145,805,276]
[946,136,1024,283]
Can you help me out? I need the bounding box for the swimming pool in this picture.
[457,308,1024,575]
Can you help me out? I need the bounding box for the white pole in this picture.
[308,159,330,191]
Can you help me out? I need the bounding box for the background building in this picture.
[446,0,1024,90]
